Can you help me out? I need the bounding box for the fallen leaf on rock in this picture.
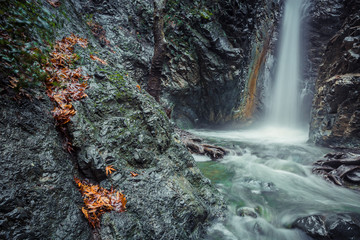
[8,77,18,88]
[105,165,116,176]
[47,0,61,7]
[90,55,107,65]
[44,34,89,126]
[74,177,126,228]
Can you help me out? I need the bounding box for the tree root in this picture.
[313,152,360,188]
[176,128,228,160]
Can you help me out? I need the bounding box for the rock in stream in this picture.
[293,213,360,240]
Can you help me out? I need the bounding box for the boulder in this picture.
[293,213,360,240]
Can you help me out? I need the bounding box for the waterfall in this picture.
[267,0,306,127]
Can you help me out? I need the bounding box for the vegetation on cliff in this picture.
[0,1,225,239]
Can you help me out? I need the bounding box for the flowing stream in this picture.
[191,0,360,239]
[192,127,360,240]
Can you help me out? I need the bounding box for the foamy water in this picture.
[191,127,360,240]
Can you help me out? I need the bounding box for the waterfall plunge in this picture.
[267,0,305,128]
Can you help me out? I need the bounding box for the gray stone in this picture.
[310,5,360,150]
[293,213,360,240]
[0,0,226,239]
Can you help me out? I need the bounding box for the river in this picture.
[191,126,360,239]
[191,0,360,238]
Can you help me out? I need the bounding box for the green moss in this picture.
[164,0,218,60]
[198,8,213,20]
[159,109,168,120]
[97,68,127,86]
[0,0,57,91]
[59,7,71,22]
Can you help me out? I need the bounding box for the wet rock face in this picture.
[309,4,360,150]
[310,74,360,149]
[0,96,91,239]
[318,14,360,81]
[67,0,281,127]
[162,0,281,126]
[70,72,226,239]
[302,0,345,123]
[66,0,154,87]
[293,213,360,240]
[0,0,225,239]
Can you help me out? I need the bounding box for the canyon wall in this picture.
[309,0,360,150]
[1,0,359,239]
[0,1,225,239]
[160,0,282,127]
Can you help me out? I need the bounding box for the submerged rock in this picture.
[293,215,328,239]
[236,207,258,218]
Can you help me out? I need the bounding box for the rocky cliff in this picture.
[1,0,359,238]
[159,0,282,127]
[302,0,345,123]
[309,0,360,150]
[0,1,225,239]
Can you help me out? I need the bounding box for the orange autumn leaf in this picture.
[105,165,116,176]
[47,0,61,7]
[136,84,141,91]
[44,34,90,152]
[130,171,138,177]
[74,177,126,228]
[81,207,89,219]
[44,34,89,127]
[9,76,19,88]
[90,55,107,65]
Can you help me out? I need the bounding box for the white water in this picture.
[191,128,360,240]
[267,0,304,127]
[189,0,360,239]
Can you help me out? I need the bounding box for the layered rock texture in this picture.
[0,1,287,236]
[160,0,281,126]
[0,94,92,239]
[301,0,345,123]
[309,1,360,150]
[0,1,225,239]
